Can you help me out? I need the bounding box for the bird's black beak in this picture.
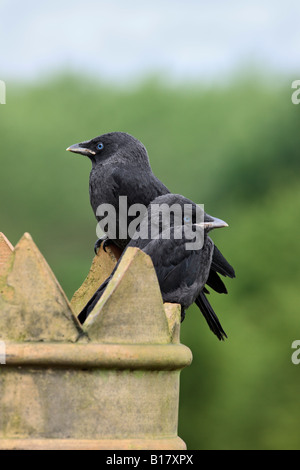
[194,215,228,231]
[205,216,228,230]
[66,141,96,157]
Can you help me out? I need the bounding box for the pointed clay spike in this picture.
[70,245,118,315]
[85,247,171,344]
[22,232,32,241]
[0,233,14,278]
[164,303,181,344]
[0,233,14,251]
[0,232,83,342]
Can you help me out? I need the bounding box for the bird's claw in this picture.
[94,236,107,255]
[94,236,114,255]
[103,238,114,253]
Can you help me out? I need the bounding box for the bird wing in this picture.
[154,244,228,342]
[206,269,228,293]
[204,242,235,294]
[145,236,210,295]
[211,243,235,278]
[160,253,200,293]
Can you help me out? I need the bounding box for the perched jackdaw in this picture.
[78,194,229,340]
[67,132,235,339]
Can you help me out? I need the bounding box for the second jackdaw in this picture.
[78,194,229,340]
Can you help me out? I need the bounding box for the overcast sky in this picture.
[1,0,299,83]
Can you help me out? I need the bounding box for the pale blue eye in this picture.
[97,142,104,150]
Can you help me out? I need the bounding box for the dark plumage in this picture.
[78,194,229,340]
[67,132,235,339]
[67,132,169,250]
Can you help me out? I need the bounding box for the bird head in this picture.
[149,194,228,233]
[66,131,150,167]
[140,194,228,251]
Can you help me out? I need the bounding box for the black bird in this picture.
[67,132,169,251]
[78,194,229,340]
[67,132,235,336]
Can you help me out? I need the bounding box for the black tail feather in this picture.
[195,291,227,341]
[211,244,235,279]
[206,269,228,294]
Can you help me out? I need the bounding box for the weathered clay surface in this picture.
[0,233,191,450]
